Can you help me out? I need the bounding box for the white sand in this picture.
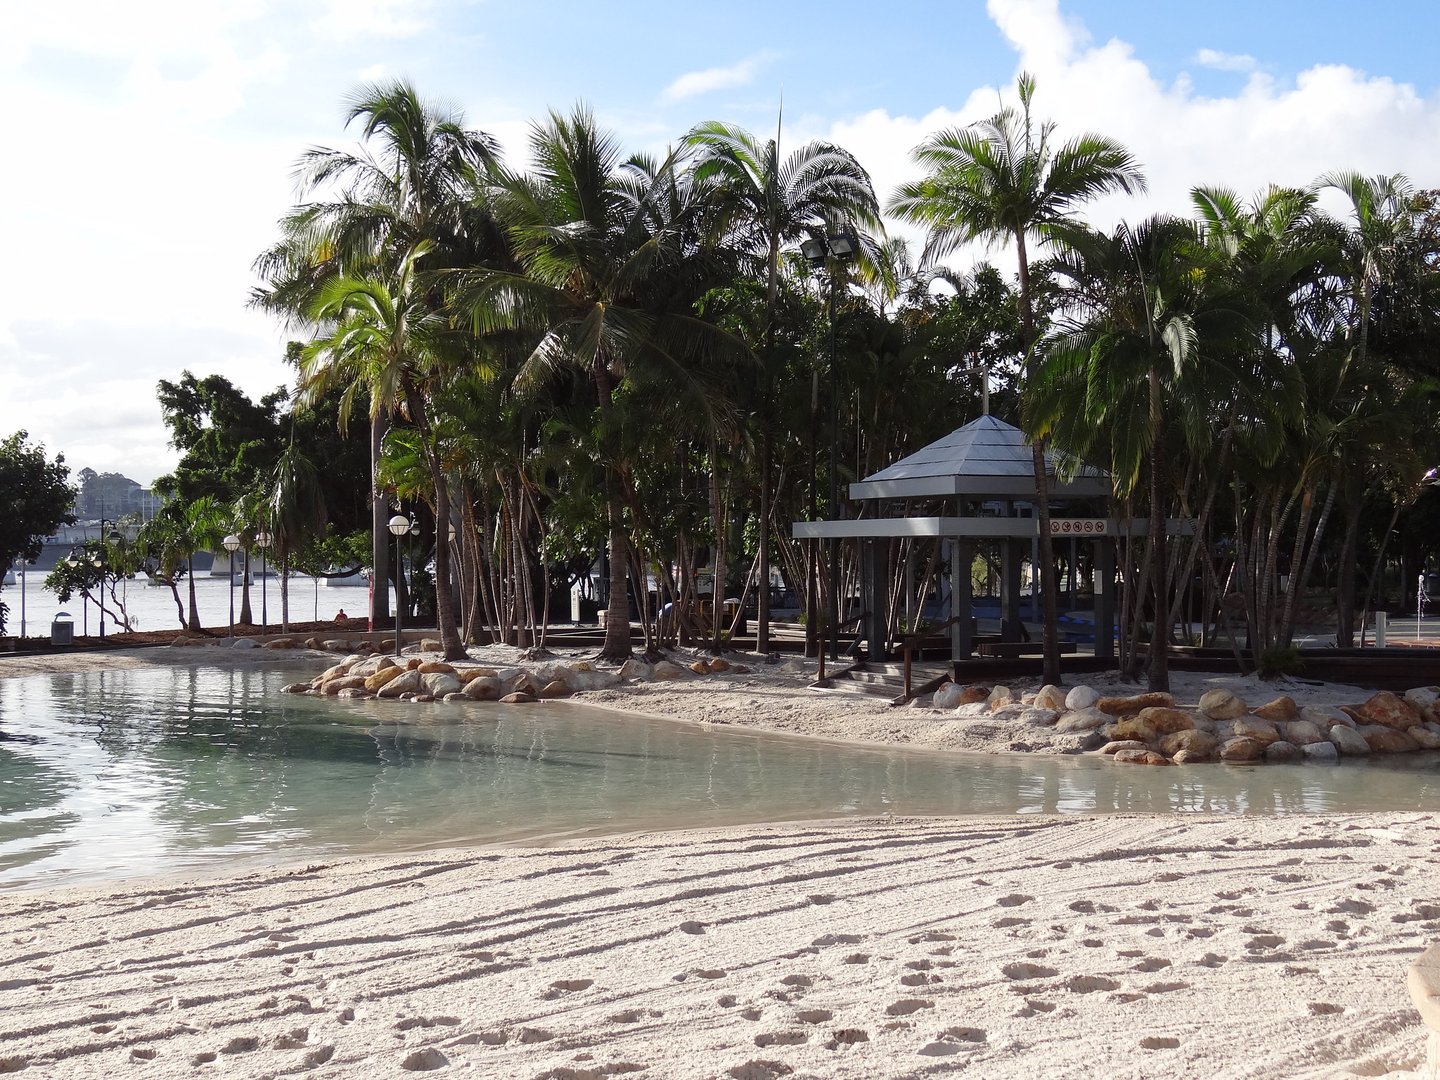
[1,646,1434,1078]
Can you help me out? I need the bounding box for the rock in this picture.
[1172,749,1207,765]
[417,661,457,675]
[1198,689,1248,720]
[1284,720,1326,746]
[419,638,443,652]
[1408,725,1440,750]
[1108,715,1157,744]
[1020,708,1059,728]
[280,682,311,695]
[319,661,351,682]
[349,655,393,678]
[1253,696,1298,723]
[1097,740,1148,755]
[652,661,687,682]
[443,693,468,702]
[499,692,537,704]
[1404,686,1440,723]
[1300,704,1353,729]
[779,660,806,675]
[1137,707,1193,735]
[232,637,259,649]
[304,637,321,650]
[463,677,500,701]
[1056,708,1109,733]
[731,665,750,675]
[1113,749,1173,766]
[421,672,462,697]
[1231,716,1281,745]
[618,658,652,680]
[1065,685,1100,711]
[413,694,435,703]
[954,702,992,719]
[322,675,367,695]
[568,668,621,692]
[1034,684,1067,711]
[956,685,990,705]
[538,679,572,699]
[988,685,1016,708]
[1302,741,1339,763]
[365,666,407,692]
[262,637,297,649]
[336,687,371,699]
[708,658,731,673]
[1159,729,1218,759]
[690,659,712,675]
[503,672,540,697]
[1356,691,1424,731]
[1263,740,1302,764]
[1219,737,1265,762]
[1329,725,1371,756]
[932,683,967,709]
[321,639,351,653]
[459,667,498,682]
[377,670,420,699]
[1097,692,1173,716]
[405,657,424,670]
[1358,724,1420,753]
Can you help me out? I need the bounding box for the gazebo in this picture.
[793,415,1123,662]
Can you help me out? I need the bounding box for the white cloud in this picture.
[1194,48,1258,73]
[662,52,775,102]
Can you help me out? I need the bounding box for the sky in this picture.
[3,0,1439,488]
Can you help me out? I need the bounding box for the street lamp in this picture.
[388,514,411,657]
[254,530,272,634]
[803,229,857,662]
[222,534,241,638]
[95,519,121,640]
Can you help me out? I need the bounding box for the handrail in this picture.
[817,610,869,683]
[899,614,970,699]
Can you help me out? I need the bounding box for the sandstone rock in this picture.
[956,685,990,706]
[365,666,407,693]
[336,687,371,699]
[1056,708,1108,734]
[1107,715,1157,743]
[419,638,443,652]
[1113,749,1173,766]
[1220,736,1265,762]
[1253,696,1298,723]
[349,655,391,678]
[280,682,311,694]
[1329,725,1371,756]
[1065,685,1100,711]
[1300,704,1353,729]
[1263,740,1302,764]
[570,660,595,673]
[988,685,1016,708]
[405,657,424,670]
[232,637,259,649]
[304,637,322,650]
[413,694,435,703]
[322,674,367,695]
[1284,720,1326,746]
[1198,688,1248,720]
[500,692,537,704]
[1033,684,1067,711]
[459,667,498,682]
[421,672,462,697]
[690,660,712,675]
[1020,708,1058,728]
[417,661,457,675]
[652,661,687,682]
[1172,749,1207,765]
[569,668,621,692]
[708,658,731,673]
[932,683,967,710]
[1097,739,1148,755]
[1159,729,1218,759]
[443,693,468,702]
[538,679,572,699]
[1358,724,1420,753]
[731,665,750,675]
[1138,707,1194,735]
[1409,725,1440,750]
[1357,691,1424,731]
[319,661,351,682]
[618,658,652,680]
[778,660,806,675]
[1404,686,1440,723]
[950,702,990,719]
[377,670,420,699]
[321,639,351,653]
[1302,741,1339,763]
[1339,706,1368,726]
[263,637,297,650]
[1097,692,1173,716]
[1232,716,1281,745]
[463,677,500,701]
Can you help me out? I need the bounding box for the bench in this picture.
[975,641,1079,658]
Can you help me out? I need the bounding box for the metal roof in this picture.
[848,415,1110,501]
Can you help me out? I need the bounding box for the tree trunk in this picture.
[1336,483,1363,647]
[369,410,391,629]
[1146,367,1168,692]
[186,554,200,631]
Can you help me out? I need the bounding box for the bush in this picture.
[1257,646,1305,679]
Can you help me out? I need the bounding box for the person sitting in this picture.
[335,608,348,622]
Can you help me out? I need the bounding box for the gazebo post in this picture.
[1001,539,1023,642]
[1095,537,1117,659]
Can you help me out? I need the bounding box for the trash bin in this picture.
[50,612,74,647]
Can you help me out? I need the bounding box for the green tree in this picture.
[0,432,75,635]
[889,72,1145,685]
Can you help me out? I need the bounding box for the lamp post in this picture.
[254,530,272,634]
[95,519,121,640]
[802,229,857,663]
[388,514,410,657]
[222,534,241,638]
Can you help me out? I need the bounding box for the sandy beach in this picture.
[1,645,1436,1078]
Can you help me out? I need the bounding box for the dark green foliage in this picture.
[0,432,75,633]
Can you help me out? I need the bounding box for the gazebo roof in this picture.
[848,415,1109,501]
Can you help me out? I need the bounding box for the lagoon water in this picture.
[1,664,1438,893]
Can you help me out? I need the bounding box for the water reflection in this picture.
[0,664,1437,891]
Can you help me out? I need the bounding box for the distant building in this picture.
[73,468,165,523]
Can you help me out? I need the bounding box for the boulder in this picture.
[1034,684,1067,711]
[1097,692,1173,716]
[1065,685,1100,711]
[365,666,407,693]
[569,668,622,692]
[322,674,368,695]
[1284,720,1326,746]
[954,702,992,719]
[421,672,462,697]
[778,660,807,675]
[1020,708,1059,728]
[350,655,394,679]
[1159,729,1218,759]
[417,661,457,675]
[1263,740,1302,764]
[443,693,468,703]
[1113,749,1173,766]
[1056,708,1109,734]
[463,677,501,701]
[1232,716,1281,746]
[690,660,712,675]
[413,694,435,703]
[1107,715,1157,743]
[459,667,499,683]
[1300,704,1353,729]
[708,658,731,673]
[538,679,572,699]
[1358,724,1420,754]
[619,658,652,680]
[988,685,1016,708]
[419,638,443,652]
[318,661,351,682]
[652,661,687,682]
[1356,691,1424,731]
[731,665,751,675]
[1219,737,1265,762]
[304,637,322,650]
[504,672,540,696]
[321,639,351,653]
[280,682,311,694]
[1403,686,1440,723]
[336,687,371,699]
[1198,689,1249,721]
[1097,739,1149,755]
[500,692,537,704]
[1253,696,1299,723]
[1137,707,1194,735]
[377,670,421,699]
[1172,749,1208,765]
[1302,741,1340,763]
[955,685,990,706]
[1408,725,1440,750]
[263,637,298,650]
[932,683,968,710]
[405,657,424,671]
[1329,725,1371,757]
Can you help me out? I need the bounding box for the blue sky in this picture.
[2,0,1438,485]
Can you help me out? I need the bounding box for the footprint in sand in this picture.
[1132,958,1171,972]
[753,1030,807,1048]
[842,953,870,965]
[695,970,727,980]
[718,996,738,1008]
[906,960,932,971]
[1156,872,1183,882]
[1246,934,1286,951]
[1196,953,1227,967]
[993,917,1029,929]
[396,1016,461,1031]
[796,1009,832,1024]
[1308,1002,1345,1015]
[446,1030,506,1046]
[907,931,955,944]
[826,1028,870,1050]
[727,1061,792,1080]
[1140,1036,1180,1050]
[1327,899,1375,915]
[130,1048,156,1061]
[400,1048,449,1071]
[1272,873,1304,883]
[812,933,862,947]
[808,894,835,906]
[901,973,940,987]
[90,1024,115,1034]
[544,979,595,998]
[274,1028,310,1049]
[1002,962,1058,980]
[517,1028,554,1044]
[781,975,814,988]
[1070,900,1096,914]
[1142,981,1189,994]
[940,1026,986,1043]
[997,894,1033,908]
[679,921,706,935]
[1080,939,1103,948]
[740,1008,762,1021]
[1065,975,1120,994]
[190,1052,217,1065]
[886,998,934,1016]
[221,1036,260,1054]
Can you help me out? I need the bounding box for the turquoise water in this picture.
[1,665,1438,892]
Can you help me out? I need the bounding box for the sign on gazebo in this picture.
[1050,518,1109,536]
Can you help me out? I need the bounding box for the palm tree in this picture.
[269,439,328,634]
[889,72,1146,685]
[684,118,880,653]
[458,105,743,659]
[253,80,498,630]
